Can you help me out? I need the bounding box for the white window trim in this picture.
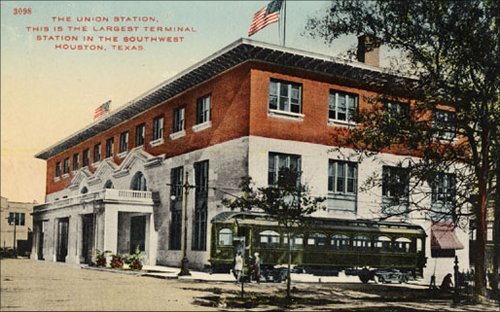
[170,130,186,140]
[149,137,164,147]
[117,151,127,159]
[268,109,305,121]
[268,79,302,115]
[92,161,101,168]
[328,119,356,127]
[192,121,212,133]
[328,91,358,124]
[54,176,61,182]
[61,173,69,179]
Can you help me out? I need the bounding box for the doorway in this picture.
[36,221,44,260]
[130,216,146,253]
[81,214,94,264]
[56,218,69,262]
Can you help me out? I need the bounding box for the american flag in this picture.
[248,0,283,37]
[93,100,111,120]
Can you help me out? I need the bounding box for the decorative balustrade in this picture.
[34,189,153,211]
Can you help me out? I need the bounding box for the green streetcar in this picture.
[209,211,427,283]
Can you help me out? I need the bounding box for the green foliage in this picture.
[223,169,326,230]
[306,0,499,295]
[92,249,109,267]
[124,246,144,270]
[223,169,325,299]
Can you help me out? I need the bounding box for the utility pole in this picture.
[178,171,191,276]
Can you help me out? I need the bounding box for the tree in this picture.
[222,168,325,299]
[306,0,499,296]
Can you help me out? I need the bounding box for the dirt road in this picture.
[1,259,217,311]
[1,259,498,311]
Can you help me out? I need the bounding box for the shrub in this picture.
[92,249,108,267]
[125,246,144,270]
[110,254,124,269]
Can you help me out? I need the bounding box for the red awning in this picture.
[431,222,464,250]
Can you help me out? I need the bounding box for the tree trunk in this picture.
[474,149,489,296]
[492,145,500,300]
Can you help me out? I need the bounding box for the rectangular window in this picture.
[105,137,114,158]
[55,161,61,177]
[72,153,79,171]
[82,149,90,167]
[382,166,410,214]
[268,79,302,114]
[328,90,358,123]
[8,212,25,226]
[93,143,101,163]
[192,160,209,251]
[327,160,357,213]
[268,152,301,186]
[328,161,357,194]
[119,131,129,153]
[63,157,70,174]
[196,95,211,125]
[384,101,409,118]
[173,107,185,133]
[433,109,456,140]
[431,172,456,219]
[135,124,145,147]
[152,116,164,141]
[169,166,183,250]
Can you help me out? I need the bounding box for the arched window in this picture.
[80,187,88,194]
[218,228,233,246]
[307,233,327,247]
[352,235,371,249]
[331,234,350,249]
[374,236,392,250]
[104,180,114,189]
[259,230,279,246]
[130,172,147,191]
[394,237,412,252]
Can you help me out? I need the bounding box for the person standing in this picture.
[234,252,243,283]
[253,252,261,283]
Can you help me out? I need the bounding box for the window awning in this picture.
[431,222,464,250]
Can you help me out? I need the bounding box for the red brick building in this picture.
[32,39,467,282]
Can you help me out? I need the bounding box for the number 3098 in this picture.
[13,8,32,15]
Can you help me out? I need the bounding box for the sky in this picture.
[0,1,379,203]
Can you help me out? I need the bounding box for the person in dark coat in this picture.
[440,273,453,292]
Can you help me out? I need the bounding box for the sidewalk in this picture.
[85,263,429,289]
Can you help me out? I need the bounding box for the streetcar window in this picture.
[352,235,371,248]
[307,233,327,247]
[259,230,279,246]
[218,228,233,246]
[374,236,392,250]
[394,237,412,252]
[416,238,423,252]
[331,234,350,249]
[283,234,303,247]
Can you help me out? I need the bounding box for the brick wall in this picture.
[46,63,252,195]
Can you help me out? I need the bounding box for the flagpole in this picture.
[282,0,286,47]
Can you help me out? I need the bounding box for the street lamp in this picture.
[6,214,18,257]
[171,171,191,276]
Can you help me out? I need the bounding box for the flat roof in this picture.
[35,38,409,160]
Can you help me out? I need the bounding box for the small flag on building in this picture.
[93,100,111,120]
[248,0,283,37]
